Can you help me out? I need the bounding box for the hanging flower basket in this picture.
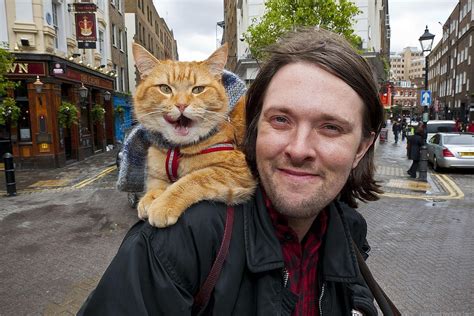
[0,97,21,126]
[91,104,106,123]
[58,101,79,128]
[114,105,125,122]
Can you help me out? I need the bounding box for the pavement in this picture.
[0,149,118,195]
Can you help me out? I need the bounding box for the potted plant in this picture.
[91,104,106,123]
[114,105,125,122]
[0,97,21,126]
[58,101,79,128]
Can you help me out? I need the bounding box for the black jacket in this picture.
[78,188,377,315]
[408,133,424,161]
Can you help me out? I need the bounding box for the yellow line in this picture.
[73,165,117,189]
[381,174,464,200]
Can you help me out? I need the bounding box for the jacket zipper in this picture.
[282,267,289,288]
[319,282,326,316]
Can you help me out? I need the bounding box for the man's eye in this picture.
[272,116,288,124]
[323,124,341,132]
[159,84,172,94]
[192,86,205,94]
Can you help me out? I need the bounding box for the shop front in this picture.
[3,54,114,168]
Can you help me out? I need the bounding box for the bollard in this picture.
[418,145,428,182]
[3,153,17,196]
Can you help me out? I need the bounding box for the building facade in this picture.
[124,0,178,95]
[353,0,391,83]
[1,0,117,168]
[225,0,390,84]
[428,0,473,122]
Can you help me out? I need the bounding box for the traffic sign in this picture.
[421,90,431,107]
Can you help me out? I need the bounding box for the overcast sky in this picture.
[153,0,461,61]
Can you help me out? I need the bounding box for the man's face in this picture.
[256,62,374,219]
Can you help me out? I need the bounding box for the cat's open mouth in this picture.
[165,115,193,136]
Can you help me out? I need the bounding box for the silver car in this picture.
[427,133,474,171]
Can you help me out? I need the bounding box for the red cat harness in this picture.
[165,142,235,182]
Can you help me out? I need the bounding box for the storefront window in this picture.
[15,82,31,142]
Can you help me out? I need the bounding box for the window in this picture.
[98,29,105,63]
[118,29,122,50]
[52,2,59,48]
[112,24,116,46]
[121,67,125,92]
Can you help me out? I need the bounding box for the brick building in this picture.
[428,0,473,122]
[124,0,178,94]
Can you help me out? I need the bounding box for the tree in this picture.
[0,48,17,96]
[245,0,362,60]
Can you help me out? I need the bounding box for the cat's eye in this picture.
[159,84,172,94]
[192,86,205,94]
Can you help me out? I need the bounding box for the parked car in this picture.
[426,132,474,171]
[426,120,457,141]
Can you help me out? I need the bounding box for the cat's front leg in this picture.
[137,179,168,220]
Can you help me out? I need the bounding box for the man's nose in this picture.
[284,128,316,164]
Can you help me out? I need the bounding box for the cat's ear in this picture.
[203,43,228,76]
[133,42,160,79]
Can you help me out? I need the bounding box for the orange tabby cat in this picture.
[131,42,256,227]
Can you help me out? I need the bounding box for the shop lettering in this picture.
[8,63,29,74]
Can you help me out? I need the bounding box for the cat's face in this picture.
[133,43,229,146]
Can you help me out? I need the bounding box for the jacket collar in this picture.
[243,187,359,282]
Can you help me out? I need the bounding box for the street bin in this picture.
[379,128,388,143]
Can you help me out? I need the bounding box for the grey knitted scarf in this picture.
[116,70,247,192]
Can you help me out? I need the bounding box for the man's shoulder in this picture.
[122,200,242,293]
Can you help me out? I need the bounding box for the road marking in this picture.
[72,165,117,189]
[381,173,464,200]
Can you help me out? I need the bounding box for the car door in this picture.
[427,134,439,163]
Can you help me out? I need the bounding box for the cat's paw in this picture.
[147,204,180,228]
[137,193,156,220]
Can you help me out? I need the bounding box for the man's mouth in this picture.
[164,115,193,136]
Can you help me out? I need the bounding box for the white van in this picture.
[426,120,457,141]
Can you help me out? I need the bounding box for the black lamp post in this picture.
[418,25,435,182]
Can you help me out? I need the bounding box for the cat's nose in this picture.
[176,104,188,113]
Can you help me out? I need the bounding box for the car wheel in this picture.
[128,192,139,209]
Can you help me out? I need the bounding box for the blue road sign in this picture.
[421,90,431,107]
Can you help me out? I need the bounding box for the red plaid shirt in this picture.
[265,196,328,316]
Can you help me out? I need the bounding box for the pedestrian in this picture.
[407,125,424,178]
[78,28,386,315]
[401,120,407,141]
[392,119,402,143]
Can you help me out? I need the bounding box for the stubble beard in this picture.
[259,164,334,219]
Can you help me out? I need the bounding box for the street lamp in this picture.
[418,25,435,182]
[33,76,43,94]
[103,91,111,101]
[79,82,88,100]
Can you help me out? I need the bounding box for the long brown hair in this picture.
[244,27,384,208]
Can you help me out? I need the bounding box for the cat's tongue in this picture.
[174,125,189,136]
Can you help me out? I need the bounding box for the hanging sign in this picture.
[75,13,97,41]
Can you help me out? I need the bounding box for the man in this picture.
[79,28,384,315]
[392,119,401,144]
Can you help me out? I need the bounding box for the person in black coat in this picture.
[407,125,424,178]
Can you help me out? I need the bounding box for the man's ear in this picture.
[132,42,159,79]
[202,43,228,76]
[352,132,376,169]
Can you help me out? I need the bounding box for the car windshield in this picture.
[427,124,456,133]
[444,134,474,145]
